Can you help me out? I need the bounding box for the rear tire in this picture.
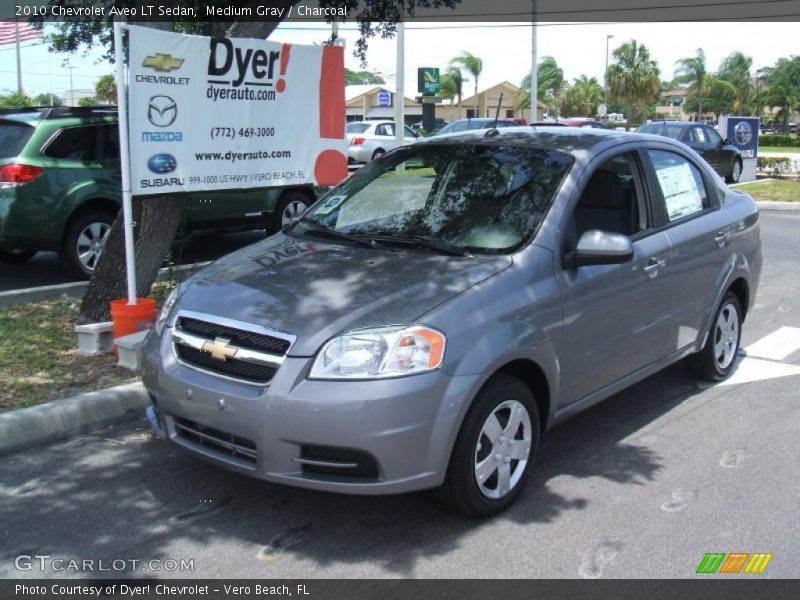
[61,210,115,278]
[687,291,742,381]
[0,249,36,264]
[371,149,385,161]
[439,375,540,517]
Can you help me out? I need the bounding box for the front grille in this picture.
[173,416,257,464]
[179,317,291,355]
[176,344,276,384]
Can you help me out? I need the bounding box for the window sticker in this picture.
[314,194,347,215]
[655,163,704,221]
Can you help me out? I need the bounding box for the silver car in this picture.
[346,120,419,164]
[143,127,761,517]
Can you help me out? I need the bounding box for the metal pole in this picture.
[68,64,75,106]
[15,20,22,95]
[394,21,405,149]
[113,20,138,305]
[604,34,613,122]
[530,0,538,121]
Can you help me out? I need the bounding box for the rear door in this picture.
[556,149,673,405]
[643,148,731,354]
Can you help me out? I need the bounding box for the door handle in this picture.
[643,257,666,279]
[714,230,730,247]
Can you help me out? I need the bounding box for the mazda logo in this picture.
[148,95,177,127]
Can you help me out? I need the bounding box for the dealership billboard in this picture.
[718,116,759,182]
[127,25,348,195]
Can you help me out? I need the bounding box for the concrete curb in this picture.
[0,381,149,456]
[0,261,210,308]
[756,201,800,211]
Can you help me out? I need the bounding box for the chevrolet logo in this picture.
[143,53,184,72]
[201,337,238,361]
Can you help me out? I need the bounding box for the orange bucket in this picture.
[110,298,157,351]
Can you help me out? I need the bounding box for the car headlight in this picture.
[154,287,179,336]
[309,325,446,380]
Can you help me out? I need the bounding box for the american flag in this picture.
[0,21,44,46]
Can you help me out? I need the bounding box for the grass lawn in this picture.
[758,146,800,154]
[739,179,800,202]
[0,299,136,412]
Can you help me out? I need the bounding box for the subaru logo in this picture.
[148,95,177,127]
[147,153,177,174]
[734,121,752,146]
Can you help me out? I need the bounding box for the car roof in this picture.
[415,125,632,151]
[640,120,695,128]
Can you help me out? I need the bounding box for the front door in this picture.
[556,150,673,406]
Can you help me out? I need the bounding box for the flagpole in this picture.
[15,20,23,94]
[113,19,138,306]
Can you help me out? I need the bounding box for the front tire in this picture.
[439,375,540,517]
[687,291,742,381]
[61,210,115,278]
[0,249,36,264]
[726,158,742,184]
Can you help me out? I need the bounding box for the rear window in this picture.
[638,123,685,140]
[346,122,370,134]
[0,122,34,159]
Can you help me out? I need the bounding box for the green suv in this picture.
[0,107,316,277]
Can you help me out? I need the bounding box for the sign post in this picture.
[719,116,759,182]
[113,19,137,306]
[417,67,440,132]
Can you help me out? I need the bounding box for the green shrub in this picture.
[757,156,792,177]
[758,134,800,147]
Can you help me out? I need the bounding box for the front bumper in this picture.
[141,328,477,495]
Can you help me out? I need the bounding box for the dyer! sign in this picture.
[128,25,347,194]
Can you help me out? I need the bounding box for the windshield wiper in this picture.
[294,218,378,250]
[366,234,472,257]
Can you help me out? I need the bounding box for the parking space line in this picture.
[717,356,800,387]
[744,326,800,362]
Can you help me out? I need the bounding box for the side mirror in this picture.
[564,230,634,268]
[723,138,733,146]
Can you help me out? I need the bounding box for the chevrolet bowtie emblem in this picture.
[201,337,238,361]
[142,53,184,72]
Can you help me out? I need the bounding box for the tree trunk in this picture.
[78,197,183,323]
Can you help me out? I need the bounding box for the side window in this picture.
[376,123,394,137]
[42,126,99,161]
[705,126,722,145]
[648,150,710,222]
[98,125,120,161]
[403,125,416,138]
[690,126,707,143]
[568,152,648,249]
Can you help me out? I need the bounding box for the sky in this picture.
[1,21,798,100]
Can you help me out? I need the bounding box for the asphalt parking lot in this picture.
[1,212,798,579]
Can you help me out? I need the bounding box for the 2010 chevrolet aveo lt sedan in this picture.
[142,127,762,517]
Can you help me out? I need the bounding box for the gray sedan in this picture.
[143,127,761,517]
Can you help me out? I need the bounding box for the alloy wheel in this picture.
[75,221,111,273]
[714,301,740,370]
[474,399,532,499]
[280,199,307,227]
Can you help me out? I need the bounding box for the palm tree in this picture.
[561,75,604,117]
[449,51,483,117]
[607,40,661,130]
[717,52,753,115]
[674,48,707,120]
[763,57,800,131]
[439,72,466,118]
[518,57,567,119]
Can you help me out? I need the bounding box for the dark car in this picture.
[434,118,517,136]
[636,121,742,183]
[0,107,317,276]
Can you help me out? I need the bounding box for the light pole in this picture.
[530,0,538,122]
[604,34,614,121]
[755,67,765,119]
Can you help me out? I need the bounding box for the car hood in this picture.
[172,233,511,356]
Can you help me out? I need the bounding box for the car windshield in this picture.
[638,123,685,140]
[298,144,573,254]
[0,122,34,159]
[346,122,370,134]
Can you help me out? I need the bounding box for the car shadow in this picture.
[1,361,710,578]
